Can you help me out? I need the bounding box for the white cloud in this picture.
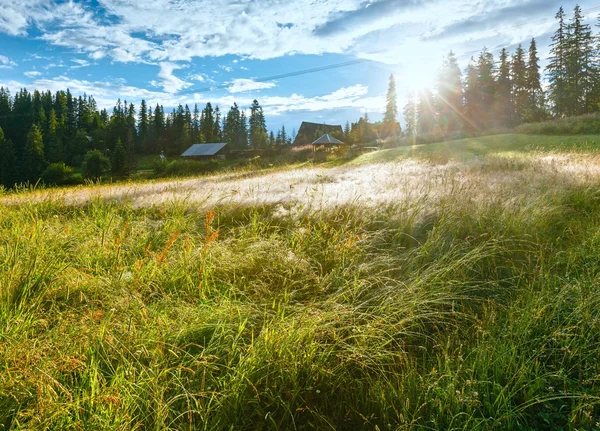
[71,59,91,68]
[228,79,276,93]
[155,62,192,94]
[24,70,41,78]
[0,75,383,120]
[219,65,233,72]
[0,55,17,68]
[0,0,570,69]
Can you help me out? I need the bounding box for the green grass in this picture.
[357,133,600,164]
[2,134,600,430]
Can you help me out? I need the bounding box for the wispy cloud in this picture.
[0,55,17,68]
[24,70,42,78]
[151,62,192,94]
[228,79,276,93]
[71,59,91,68]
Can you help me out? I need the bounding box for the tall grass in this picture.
[1,136,600,429]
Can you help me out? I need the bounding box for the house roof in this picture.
[293,122,343,145]
[312,134,344,145]
[181,143,227,157]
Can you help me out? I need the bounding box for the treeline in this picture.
[403,5,599,137]
[0,88,291,188]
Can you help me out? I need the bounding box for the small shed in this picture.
[181,143,228,160]
[312,134,346,149]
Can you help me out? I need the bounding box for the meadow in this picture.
[2,134,600,430]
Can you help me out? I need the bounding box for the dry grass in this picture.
[2,134,600,430]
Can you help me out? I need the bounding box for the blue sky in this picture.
[0,0,596,133]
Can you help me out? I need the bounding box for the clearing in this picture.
[2,134,600,430]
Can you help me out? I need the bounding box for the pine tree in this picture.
[139,99,149,153]
[269,131,275,147]
[344,121,351,138]
[384,74,398,124]
[403,92,418,138]
[417,90,437,135]
[564,5,595,115]
[249,100,268,148]
[464,58,480,131]
[526,38,545,122]
[494,48,512,128]
[547,7,568,117]
[239,110,248,148]
[200,103,215,142]
[111,138,128,177]
[477,48,496,129]
[192,103,201,143]
[25,124,46,183]
[214,106,222,141]
[437,51,463,133]
[512,44,528,124]
[280,125,287,145]
[0,127,17,188]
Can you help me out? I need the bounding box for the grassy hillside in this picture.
[2,134,600,430]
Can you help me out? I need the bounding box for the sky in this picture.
[0,0,597,133]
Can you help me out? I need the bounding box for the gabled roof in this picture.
[312,134,344,145]
[293,122,343,145]
[181,143,227,157]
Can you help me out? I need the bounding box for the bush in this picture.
[515,113,600,135]
[155,159,222,177]
[82,150,111,179]
[41,163,74,185]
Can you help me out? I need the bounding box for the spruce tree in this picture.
[111,138,128,177]
[564,5,595,115]
[249,100,268,148]
[384,74,398,123]
[494,48,512,128]
[526,38,545,122]
[547,7,568,117]
[45,108,63,163]
[437,51,463,133]
[464,58,480,131]
[0,127,17,188]
[344,121,351,138]
[403,92,418,138]
[477,48,496,129]
[418,91,437,135]
[512,44,528,124]
[25,124,46,183]
[138,99,149,153]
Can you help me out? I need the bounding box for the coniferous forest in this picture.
[0,91,287,188]
[0,5,599,188]
[404,5,599,136]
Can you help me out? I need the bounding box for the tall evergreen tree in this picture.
[0,127,17,188]
[494,48,512,128]
[477,48,496,129]
[138,99,149,153]
[564,5,595,115]
[45,108,63,163]
[526,38,545,122]
[384,74,398,124]
[25,124,46,183]
[403,92,418,138]
[249,100,268,148]
[464,58,480,131]
[418,91,437,135]
[111,138,128,177]
[546,7,568,117]
[512,44,528,124]
[437,51,463,133]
